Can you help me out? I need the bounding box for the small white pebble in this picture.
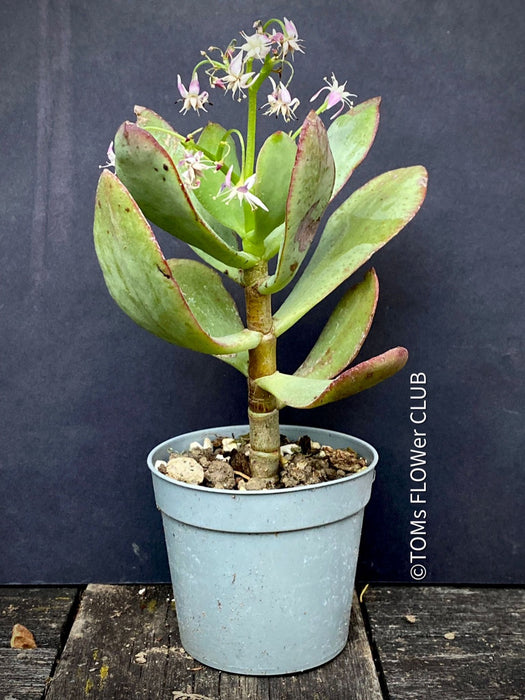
[166,456,205,485]
[405,614,417,624]
[134,651,147,664]
[138,587,146,596]
[444,631,456,640]
[154,460,167,470]
[311,441,321,450]
[189,441,203,451]
[280,443,301,456]
[202,437,213,450]
[222,437,239,452]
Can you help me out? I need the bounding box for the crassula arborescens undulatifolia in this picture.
[94,18,427,480]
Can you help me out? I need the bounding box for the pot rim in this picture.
[147,424,378,496]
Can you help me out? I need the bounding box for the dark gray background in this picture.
[1,0,523,584]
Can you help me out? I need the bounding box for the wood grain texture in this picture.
[267,597,383,700]
[45,585,382,699]
[0,587,77,699]
[45,584,192,699]
[363,586,525,700]
[0,649,58,699]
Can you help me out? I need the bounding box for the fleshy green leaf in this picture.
[328,97,381,199]
[273,166,428,335]
[259,112,335,294]
[113,121,257,269]
[133,105,183,162]
[295,269,379,379]
[251,131,297,244]
[94,170,261,355]
[165,258,244,339]
[168,259,247,373]
[256,348,408,408]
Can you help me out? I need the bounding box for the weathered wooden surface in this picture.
[0,587,78,699]
[363,586,525,700]
[2,585,523,698]
[45,584,382,699]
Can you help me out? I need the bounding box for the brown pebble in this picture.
[205,460,236,490]
[10,624,37,649]
[324,447,367,473]
[245,477,274,491]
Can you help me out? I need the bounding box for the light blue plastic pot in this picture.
[147,425,377,676]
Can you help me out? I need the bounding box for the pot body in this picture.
[147,425,377,675]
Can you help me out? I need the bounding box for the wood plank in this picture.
[267,595,383,700]
[0,649,58,699]
[0,587,78,699]
[45,584,195,699]
[46,585,382,698]
[363,586,525,700]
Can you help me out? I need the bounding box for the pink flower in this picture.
[178,150,213,189]
[218,166,268,211]
[177,74,210,115]
[219,51,257,100]
[310,73,357,119]
[263,78,300,122]
[240,30,272,61]
[271,17,304,58]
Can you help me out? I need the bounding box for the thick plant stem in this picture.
[243,261,280,479]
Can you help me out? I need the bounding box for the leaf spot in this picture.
[294,204,320,252]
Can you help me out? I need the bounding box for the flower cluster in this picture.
[176,18,355,126]
[177,18,303,112]
[103,19,358,213]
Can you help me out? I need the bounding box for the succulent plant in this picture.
[94,18,427,481]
